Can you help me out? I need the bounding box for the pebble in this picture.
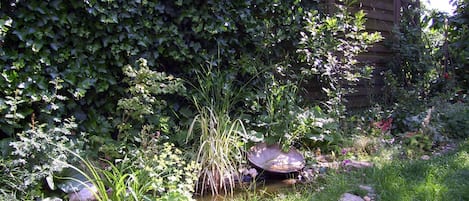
[339,193,364,201]
[421,155,430,160]
[359,185,374,193]
[68,183,98,201]
[358,185,376,201]
[363,195,371,201]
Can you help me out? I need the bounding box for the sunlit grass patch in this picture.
[232,139,469,201]
[364,140,469,201]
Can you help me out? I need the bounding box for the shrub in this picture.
[0,0,308,142]
[117,58,186,144]
[60,138,198,201]
[436,102,469,139]
[297,4,382,117]
[1,117,85,199]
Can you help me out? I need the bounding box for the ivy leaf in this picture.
[50,43,59,51]
[32,42,44,52]
[79,78,96,90]
[12,30,26,41]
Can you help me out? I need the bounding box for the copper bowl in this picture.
[247,143,305,173]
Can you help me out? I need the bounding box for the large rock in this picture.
[339,193,364,201]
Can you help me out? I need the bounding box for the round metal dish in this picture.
[247,143,305,173]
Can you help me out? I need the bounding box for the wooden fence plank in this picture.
[394,0,402,23]
[368,45,393,54]
[364,9,395,22]
[357,55,388,63]
[359,0,395,11]
[365,18,395,32]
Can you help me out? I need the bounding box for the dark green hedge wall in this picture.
[0,0,313,141]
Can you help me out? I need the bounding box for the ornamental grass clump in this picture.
[188,106,245,196]
[186,63,247,195]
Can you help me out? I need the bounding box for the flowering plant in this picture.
[373,118,393,133]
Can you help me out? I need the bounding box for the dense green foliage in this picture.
[298,6,382,116]
[1,117,85,199]
[0,0,307,141]
[0,0,382,149]
[60,141,198,201]
[383,0,469,153]
[117,58,185,145]
[1,0,468,200]
[449,0,469,89]
[386,0,468,104]
[0,0,312,198]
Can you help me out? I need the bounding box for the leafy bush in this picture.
[0,0,309,142]
[298,4,382,116]
[60,139,198,201]
[241,73,338,151]
[238,2,382,150]
[436,102,469,139]
[449,0,469,90]
[246,75,302,148]
[1,117,85,199]
[117,58,186,144]
[384,0,469,108]
[384,97,469,158]
[121,141,199,201]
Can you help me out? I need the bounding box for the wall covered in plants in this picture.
[0,0,311,142]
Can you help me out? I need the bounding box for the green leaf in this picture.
[32,42,44,52]
[79,78,97,90]
[46,174,56,190]
[57,171,90,193]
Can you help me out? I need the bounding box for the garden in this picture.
[0,0,468,200]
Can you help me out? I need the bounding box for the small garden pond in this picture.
[196,176,301,201]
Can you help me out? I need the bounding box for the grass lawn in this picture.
[232,139,469,201]
[364,141,469,201]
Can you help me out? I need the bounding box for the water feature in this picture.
[196,143,310,200]
[195,176,302,201]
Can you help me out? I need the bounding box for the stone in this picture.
[68,183,98,201]
[344,160,373,168]
[248,168,258,178]
[299,168,315,182]
[421,155,431,160]
[42,197,62,201]
[363,195,371,201]
[359,185,376,201]
[242,175,252,182]
[359,185,375,194]
[339,193,364,201]
[319,161,341,169]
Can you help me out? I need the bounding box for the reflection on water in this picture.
[195,178,301,201]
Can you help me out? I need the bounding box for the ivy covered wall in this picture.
[0,0,312,140]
